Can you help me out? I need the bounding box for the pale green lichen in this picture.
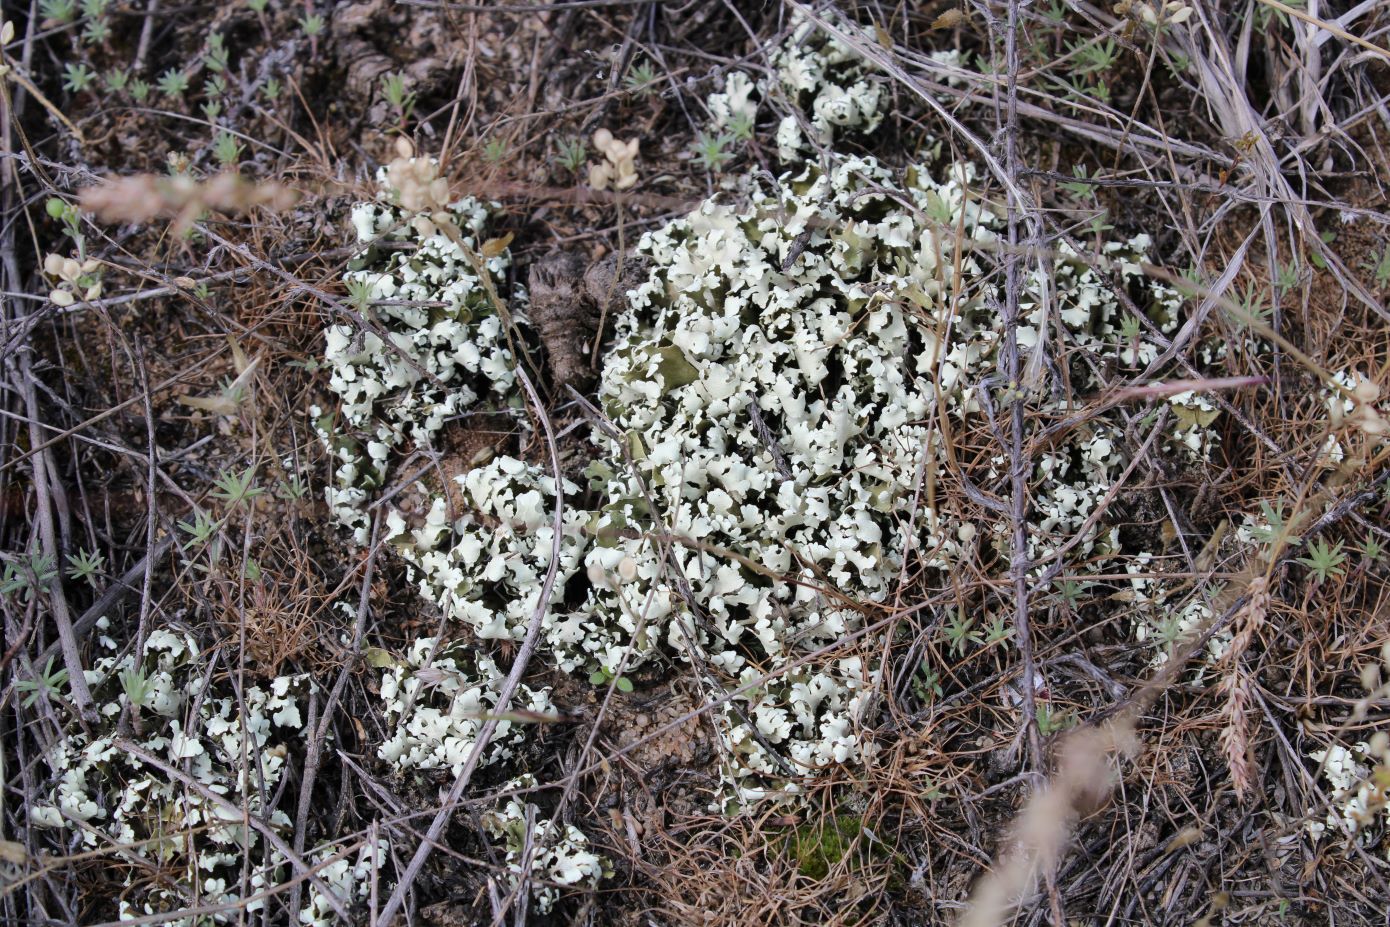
[376,636,552,774]
[482,775,609,915]
[29,628,327,926]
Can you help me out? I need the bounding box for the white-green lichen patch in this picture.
[29,626,326,925]
[482,775,609,914]
[312,181,521,546]
[318,150,1192,810]
[376,636,553,774]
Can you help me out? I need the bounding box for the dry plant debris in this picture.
[5,1,1390,925]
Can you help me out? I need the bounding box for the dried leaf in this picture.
[932,9,964,29]
[480,232,514,259]
[365,647,398,669]
[228,336,250,375]
[1172,404,1220,431]
[179,393,241,416]
[0,839,27,864]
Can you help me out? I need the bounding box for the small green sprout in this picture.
[247,0,269,11]
[1055,578,1090,609]
[81,16,110,45]
[380,72,415,117]
[913,659,943,702]
[482,136,509,165]
[1070,37,1120,75]
[1035,703,1074,736]
[1086,209,1115,237]
[1362,535,1384,563]
[1155,614,1185,650]
[979,615,1012,646]
[212,131,243,167]
[299,14,325,38]
[103,68,129,94]
[1254,0,1306,30]
[158,68,190,97]
[262,77,282,102]
[202,100,222,123]
[1297,538,1347,584]
[129,78,151,103]
[1176,263,1204,296]
[119,665,152,709]
[944,610,974,657]
[276,476,309,501]
[62,63,97,93]
[588,666,634,692]
[1275,259,1300,295]
[1164,50,1191,76]
[693,131,733,172]
[65,548,105,587]
[345,278,374,312]
[2,550,58,602]
[1117,313,1142,341]
[1251,498,1299,547]
[80,0,109,16]
[1363,245,1390,287]
[726,110,755,143]
[204,74,228,98]
[623,58,658,95]
[211,466,265,509]
[554,137,587,174]
[17,657,69,709]
[178,509,221,547]
[39,0,78,24]
[1309,229,1336,269]
[1060,163,1092,198]
[203,33,228,73]
[1228,280,1272,329]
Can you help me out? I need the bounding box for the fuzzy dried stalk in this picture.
[1215,575,1269,799]
[79,172,298,233]
[959,722,1139,927]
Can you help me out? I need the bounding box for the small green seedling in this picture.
[103,68,128,94]
[693,131,733,172]
[158,69,190,97]
[65,548,105,587]
[40,0,78,24]
[380,72,415,118]
[17,657,69,709]
[588,666,634,693]
[1035,703,1074,736]
[212,131,243,167]
[623,59,658,95]
[554,136,587,174]
[211,466,265,509]
[178,509,221,547]
[1297,538,1346,584]
[62,63,96,93]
